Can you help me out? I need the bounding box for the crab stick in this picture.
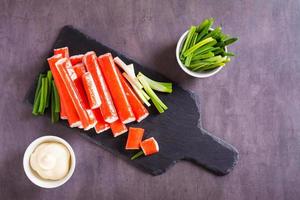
[126,128,144,150]
[53,47,70,119]
[93,109,110,133]
[83,51,118,123]
[110,119,128,137]
[98,53,135,124]
[47,55,80,127]
[118,71,149,122]
[70,54,84,65]
[82,72,101,109]
[73,63,86,77]
[54,47,69,58]
[60,101,68,119]
[65,62,98,130]
[140,137,159,156]
[56,58,90,129]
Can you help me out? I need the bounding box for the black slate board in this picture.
[28,26,239,176]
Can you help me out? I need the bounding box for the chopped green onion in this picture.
[141,89,150,100]
[183,37,215,57]
[32,89,42,115]
[179,18,238,72]
[38,77,47,114]
[52,80,60,113]
[51,81,59,123]
[180,26,196,58]
[137,75,168,113]
[224,37,238,46]
[45,71,52,108]
[131,150,144,160]
[138,73,172,93]
[32,74,44,115]
[192,52,215,61]
[196,18,214,42]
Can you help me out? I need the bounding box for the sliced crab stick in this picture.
[54,47,69,58]
[93,109,110,133]
[118,71,149,122]
[140,137,159,156]
[110,119,128,137]
[85,109,97,130]
[47,55,80,127]
[83,51,118,123]
[60,100,68,119]
[82,72,101,109]
[73,63,86,77]
[56,58,90,129]
[64,61,97,130]
[70,54,84,65]
[72,64,90,109]
[126,128,144,150]
[53,47,70,119]
[98,53,135,124]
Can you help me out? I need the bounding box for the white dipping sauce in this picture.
[30,142,70,180]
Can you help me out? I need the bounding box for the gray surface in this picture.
[0,0,299,199]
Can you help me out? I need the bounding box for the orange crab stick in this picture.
[93,109,110,133]
[47,55,80,127]
[140,137,159,156]
[54,47,69,58]
[126,128,144,150]
[66,62,97,130]
[82,72,101,109]
[83,51,118,123]
[53,47,70,120]
[110,119,128,137]
[56,58,90,129]
[131,137,159,160]
[73,63,86,77]
[72,64,90,109]
[70,54,84,65]
[118,71,149,122]
[98,53,135,124]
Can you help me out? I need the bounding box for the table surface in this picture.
[1,0,300,199]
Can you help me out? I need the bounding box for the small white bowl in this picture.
[23,135,76,188]
[176,30,227,78]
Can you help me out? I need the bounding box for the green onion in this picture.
[180,26,196,59]
[131,150,144,160]
[224,37,238,46]
[192,52,214,61]
[138,73,172,93]
[51,81,59,123]
[179,18,238,72]
[183,37,215,57]
[45,71,52,108]
[38,77,47,114]
[137,75,168,113]
[196,62,225,71]
[184,55,193,67]
[52,80,60,113]
[32,74,44,115]
[196,18,214,42]
[224,52,235,57]
[202,26,222,40]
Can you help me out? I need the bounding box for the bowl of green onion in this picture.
[176,18,238,78]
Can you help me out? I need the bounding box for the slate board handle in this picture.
[183,128,239,176]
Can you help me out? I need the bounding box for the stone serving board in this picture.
[27,26,238,176]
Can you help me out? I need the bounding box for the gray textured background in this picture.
[1,0,300,199]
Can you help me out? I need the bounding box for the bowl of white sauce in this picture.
[23,135,76,188]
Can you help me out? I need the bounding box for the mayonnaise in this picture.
[30,142,70,180]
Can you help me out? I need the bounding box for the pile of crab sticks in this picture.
[32,47,172,158]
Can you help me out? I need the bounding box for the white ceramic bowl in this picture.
[176,30,227,78]
[23,135,76,188]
